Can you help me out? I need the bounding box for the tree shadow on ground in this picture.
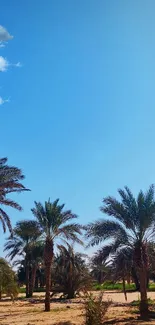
[53,322,72,325]
[104,313,155,325]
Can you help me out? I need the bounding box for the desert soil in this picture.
[0,291,155,325]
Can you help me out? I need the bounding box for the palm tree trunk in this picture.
[26,263,30,298]
[122,276,127,301]
[139,268,148,318]
[44,238,53,312]
[126,274,130,285]
[35,274,39,290]
[131,267,140,291]
[135,244,149,319]
[29,265,37,297]
[45,262,52,311]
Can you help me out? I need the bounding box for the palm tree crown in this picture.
[86,185,155,249]
[4,220,41,260]
[0,157,29,233]
[31,199,83,244]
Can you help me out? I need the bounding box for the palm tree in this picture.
[54,244,90,299]
[31,198,83,311]
[109,247,133,301]
[4,220,41,297]
[0,157,29,234]
[86,185,155,319]
[90,249,109,284]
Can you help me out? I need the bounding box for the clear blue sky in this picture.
[1,0,155,256]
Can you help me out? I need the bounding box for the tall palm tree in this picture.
[31,198,83,311]
[0,157,29,234]
[4,220,41,297]
[86,185,155,319]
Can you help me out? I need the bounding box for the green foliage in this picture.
[93,282,136,291]
[0,258,18,299]
[84,292,110,325]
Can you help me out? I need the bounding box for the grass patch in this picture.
[93,281,155,292]
[93,282,136,291]
[51,307,70,313]
[131,298,155,306]
[149,283,155,291]
[19,287,45,294]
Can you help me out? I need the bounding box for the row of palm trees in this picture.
[1,157,155,318]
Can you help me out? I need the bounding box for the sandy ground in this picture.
[0,291,155,325]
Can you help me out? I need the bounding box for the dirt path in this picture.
[0,291,155,325]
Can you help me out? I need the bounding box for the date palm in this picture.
[4,220,41,297]
[86,185,155,319]
[31,198,83,311]
[0,157,29,234]
[54,244,90,299]
[90,249,109,284]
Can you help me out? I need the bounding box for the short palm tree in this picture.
[31,198,83,311]
[4,220,41,297]
[54,244,90,299]
[86,185,155,319]
[0,157,29,234]
[90,249,109,284]
[109,247,133,301]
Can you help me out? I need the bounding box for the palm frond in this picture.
[101,196,136,231]
[0,157,30,234]
[86,220,128,247]
[0,208,12,234]
[57,224,83,245]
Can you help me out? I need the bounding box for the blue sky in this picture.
[1,0,155,256]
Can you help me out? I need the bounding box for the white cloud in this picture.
[0,56,9,71]
[14,61,22,68]
[0,26,13,41]
[0,42,5,48]
[0,96,9,105]
[0,56,22,71]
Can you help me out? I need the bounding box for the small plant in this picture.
[84,292,111,325]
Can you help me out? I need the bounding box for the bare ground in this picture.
[0,291,155,325]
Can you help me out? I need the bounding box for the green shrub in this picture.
[84,292,111,325]
[0,258,18,300]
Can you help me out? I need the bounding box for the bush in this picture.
[0,258,18,300]
[84,292,111,325]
